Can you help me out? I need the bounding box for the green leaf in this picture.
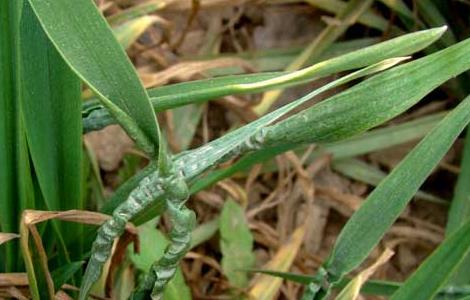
[323,94,470,287]
[27,0,160,155]
[19,0,83,260]
[0,0,23,272]
[262,37,470,148]
[246,270,470,298]
[391,219,470,300]
[447,130,470,285]
[83,27,446,133]
[190,113,444,194]
[220,199,255,289]
[129,221,192,300]
[178,58,407,182]
[201,38,380,76]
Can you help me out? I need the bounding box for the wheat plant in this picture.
[2,0,470,299]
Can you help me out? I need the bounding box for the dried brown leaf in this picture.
[0,233,19,246]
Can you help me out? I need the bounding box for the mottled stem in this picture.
[79,172,165,300]
[133,171,196,300]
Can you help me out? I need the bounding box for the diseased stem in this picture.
[79,171,166,300]
[80,161,196,300]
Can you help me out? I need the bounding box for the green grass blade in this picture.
[19,1,83,260]
[262,37,470,148]
[247,270,470,298]
[27,0,160,155]
[190,113,444,194]
[178,58,406,182]
[390,219,470,300]
[198,38,379,76]
[82,27,446,133]
[310,113,445,160]
[0,0,34,272]
[446,130,470,285]
[323,95,470,286]
[0,0,21,272]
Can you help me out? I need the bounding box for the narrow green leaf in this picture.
[262,37,470,148]
[190,113,444,194]
[447,130,470,285]
[27,0,160,155]
[82,72,283,133]
[201,38,380,76]
[391,219,470,300]
[220,199,255,289]
[124,33,465,226]
[83,27,446,133]
[178,58,407,183]
[247,270,470,298]
[311,113,445,161]
[0,0,36,273]
[19,0,83,260]
[323,95,470,284]
[0,0,23,272]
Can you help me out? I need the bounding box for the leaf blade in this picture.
[324,94,470,283]
[27,0,160,154]
[83,27,446,133]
